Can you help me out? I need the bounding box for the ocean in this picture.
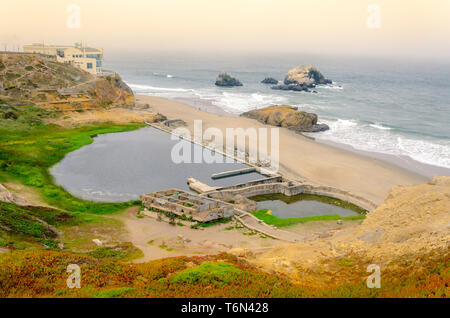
[104,53,450,175]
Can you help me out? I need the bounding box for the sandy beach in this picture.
[137,95,427,206]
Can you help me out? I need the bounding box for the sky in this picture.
[1,0,449,59]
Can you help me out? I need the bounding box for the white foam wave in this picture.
[320,83,344,90]
[209,92,288,114]
[129,83,191,92]
[369,123,391,130]
[310,119,450,169]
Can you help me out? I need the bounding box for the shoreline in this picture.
[136,94,427,206]
[142,94,449,178]
[313,138,450,179]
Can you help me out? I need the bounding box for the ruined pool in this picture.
[250,193,363,219]
[50,127,265,202]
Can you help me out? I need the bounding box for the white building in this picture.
[23,43,103,75]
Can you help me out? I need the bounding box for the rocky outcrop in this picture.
[272,65,331,92]
[261,77,278,84]
[0,53,134,110]
[215,72,243,87]
[0,184,26,205]
[241,105,329,133]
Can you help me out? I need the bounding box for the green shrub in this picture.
[171,262,243,286]
[93,288,135,298]
[252,209,365,227]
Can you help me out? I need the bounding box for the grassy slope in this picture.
[0,104,143,214]
[0,249,447,298]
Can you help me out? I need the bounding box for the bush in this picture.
[171,262,243,286]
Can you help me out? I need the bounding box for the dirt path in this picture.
[113,207,284,262]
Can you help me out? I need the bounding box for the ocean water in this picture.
[104,53,450,173]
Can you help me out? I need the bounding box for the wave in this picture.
[369,123,391,130]
[310,118,450,169]
[128,83,192,92]
[205,91,288,114]
[320,83,344,90]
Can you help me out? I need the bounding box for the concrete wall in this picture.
[206,181,378,212]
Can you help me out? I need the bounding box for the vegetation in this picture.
[171,262,243,286]
[0,249,446,298]
[252,209,365,227]
[190,217,232,229]
[249,193,367,214]
[0,201,89,250]
[89,243,144,262]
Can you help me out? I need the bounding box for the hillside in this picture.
[231,177,450,293]
[0,53,134,111]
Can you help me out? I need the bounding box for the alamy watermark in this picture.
[366,4,381,29]
[67,4,81,29]
[170,120,280,173]
[366,264,381,288]
[66,264,81,289]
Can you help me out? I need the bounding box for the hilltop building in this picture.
[23,43,103,75]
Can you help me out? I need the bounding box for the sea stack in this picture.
[261,77,278,84]
[215,72,243,87]
[272,65,331,92]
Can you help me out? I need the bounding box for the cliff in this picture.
[0,53,134,111]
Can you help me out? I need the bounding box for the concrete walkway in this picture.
[234,210,304,242]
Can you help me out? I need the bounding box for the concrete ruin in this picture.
[140,189,234,223]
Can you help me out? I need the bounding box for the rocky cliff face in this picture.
[241,105,329,133]
[272,65,331,92]
[215,72,243,87]
[0,53,134,111]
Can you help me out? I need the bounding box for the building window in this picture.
[87,63,93,69]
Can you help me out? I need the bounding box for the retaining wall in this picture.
[206,181,378,212]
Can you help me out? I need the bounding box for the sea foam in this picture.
[310,118,450,169]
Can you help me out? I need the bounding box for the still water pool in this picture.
[51,127,264,202]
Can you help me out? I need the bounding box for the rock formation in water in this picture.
[261,77,278,84]
[272,65,331,92]
[241,105,329,133]
[215,72,243,87]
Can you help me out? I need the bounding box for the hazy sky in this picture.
[1,0,449,59]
